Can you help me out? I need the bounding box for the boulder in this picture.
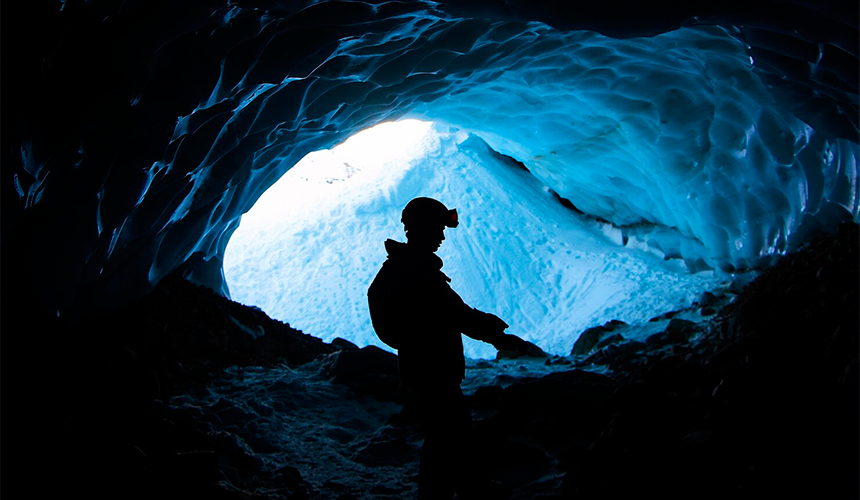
[571,320,628,355]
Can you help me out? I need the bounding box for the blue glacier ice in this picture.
[152,23,856,313]
[8,1,857,332]
[406,26,858,272]
[219,24,856,358]
[224,121,728,358]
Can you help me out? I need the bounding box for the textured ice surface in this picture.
[11,2,857,319]
[406,25,858,271]
[139,19,857,305]
[225,122,726,358]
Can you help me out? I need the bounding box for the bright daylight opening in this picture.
[224,119,727,359]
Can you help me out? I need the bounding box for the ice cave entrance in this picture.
[224,119,728,359]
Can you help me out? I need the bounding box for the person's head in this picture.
[401,197,458,252]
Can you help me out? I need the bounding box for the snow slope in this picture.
[224,121,728,359]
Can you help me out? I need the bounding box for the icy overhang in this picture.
[5,0,858,320]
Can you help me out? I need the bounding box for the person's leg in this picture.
[417,384,468,499]
[416,383,509,499]
[418,428,454,499]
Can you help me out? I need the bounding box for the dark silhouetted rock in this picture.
[645,318,699,347]
[571,320,628,355]
[594,332,625,350]
[331,337,360,351]
[496,339,549,359]
[320,345,399,400]
[352,436,421,467]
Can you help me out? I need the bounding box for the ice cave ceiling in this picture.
[3,0,858,322]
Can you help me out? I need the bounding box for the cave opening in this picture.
[223,118,440,342]
[224,119,729,359]
[3,2,856,498]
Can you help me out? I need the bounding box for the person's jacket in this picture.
[367,239,507,386]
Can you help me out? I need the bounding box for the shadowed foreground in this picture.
[10,224,857,499]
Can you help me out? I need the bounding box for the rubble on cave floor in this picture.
[37,224,858,499]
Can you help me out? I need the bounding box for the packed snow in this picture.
[224,120,728,359]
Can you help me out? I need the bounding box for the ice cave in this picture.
[3,1,858,499]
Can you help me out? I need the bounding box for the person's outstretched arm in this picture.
[460,307,530,354]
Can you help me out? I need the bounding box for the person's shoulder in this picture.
[383,238,406,255]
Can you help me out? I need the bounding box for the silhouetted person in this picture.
[368,197,528,499]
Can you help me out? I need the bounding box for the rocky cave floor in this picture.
[17,224,859,499]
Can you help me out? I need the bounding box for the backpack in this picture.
[367,266,403,349]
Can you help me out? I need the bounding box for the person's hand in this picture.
[491,333,529,354]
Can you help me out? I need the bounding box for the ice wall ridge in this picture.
[6,1,858,318]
